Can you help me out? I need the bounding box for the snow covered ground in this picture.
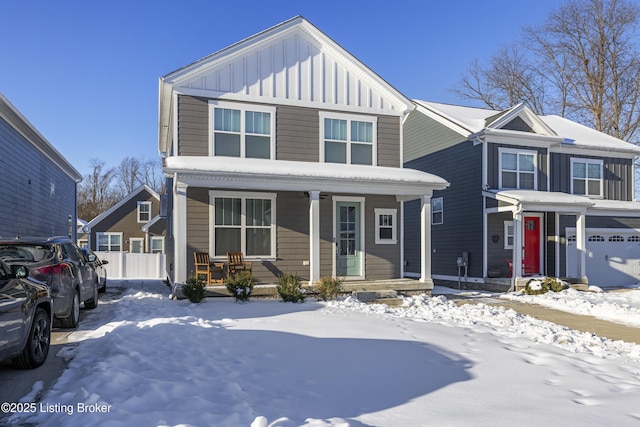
[4,280,640,427]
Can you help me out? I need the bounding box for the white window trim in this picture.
[209,191,277,260]
[498,147,538,190]
[570,158,603,198]
[137,201,152,223]
[96,232,123,252]
[432,197,443,225]
[208,100,276,159]
[150,236,165,254]
[130,237,144,253]
[375,208,397,244]
[319,111,378,165]
[504,221,514,249]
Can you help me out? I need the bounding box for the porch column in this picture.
[512,208,523,279]
[174,182,188,285]
[308,190,321,285]
[576,212,587,280]
[419,195,432,284]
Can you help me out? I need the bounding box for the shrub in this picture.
[315,276,344,301]
[523,277,567,295]
[277,272,306,303]
[225,270,255,302]
[183,275,207,303]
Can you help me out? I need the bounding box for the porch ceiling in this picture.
[485,189,594,213]
[164,156,449,198]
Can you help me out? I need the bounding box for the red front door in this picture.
[523,216,540,275]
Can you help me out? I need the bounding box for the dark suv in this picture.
[0,259,52,369]
[0,237,99,328]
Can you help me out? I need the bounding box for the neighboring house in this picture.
[404,101,640,289]
[0,93,82,239]
[158,16,448,292]
[83,185,166,254]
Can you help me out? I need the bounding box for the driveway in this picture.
[0,286,124,423]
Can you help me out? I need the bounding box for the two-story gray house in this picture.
[158,17,448,293]
[0,93,82,239]
[404,101,640,289]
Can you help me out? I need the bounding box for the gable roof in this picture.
[0,93,82,182]
[159,16,414,155]
[84,185,160,231]
[413,100,640,156]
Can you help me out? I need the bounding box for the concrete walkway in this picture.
[450,296,640,345]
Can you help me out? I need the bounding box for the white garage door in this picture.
[566,228,640,287]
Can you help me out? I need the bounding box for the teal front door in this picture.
[336,201,361,277]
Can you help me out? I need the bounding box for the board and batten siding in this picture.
[550,153,633,201]
[487,143,548,191]
[0,116,77,238]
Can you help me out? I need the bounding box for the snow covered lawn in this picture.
[6,280,640,427]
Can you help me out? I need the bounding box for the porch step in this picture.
[353,290,404,307]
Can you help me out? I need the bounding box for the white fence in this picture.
[95,252,166,280]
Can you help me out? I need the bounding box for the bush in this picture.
[315,276,344,301]
[225,270,255,302]
[523,277,567,295]
[277,272,306,303]
[183,275,206,303]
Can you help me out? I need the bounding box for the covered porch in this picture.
[165,156,449,289]
[483,190,595,290]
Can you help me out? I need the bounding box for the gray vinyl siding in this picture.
[404,141,484,278]
[403,110,465,163]
[178,95,402,167]
[182,190,401,283]
[89,189,163,252]
[550,153,633,201]
[487,143,548,191]
[177,96,209,156]
[276,106,319,162]
[486,212,514,278]
[0,116,77,239]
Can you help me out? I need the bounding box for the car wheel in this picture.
[13,308,51,369]
[59,290,80,328]
[84,280,99,309]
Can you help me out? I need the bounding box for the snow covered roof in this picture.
[487,189,595,213]
[414,100,640,156]
[487,189,640,215]
[164,156,449,197]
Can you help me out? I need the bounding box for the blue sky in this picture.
[1,0,565,177]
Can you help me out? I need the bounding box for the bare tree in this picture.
[454,45,546,114]
[454,0,640,143]
[77,159,118,221]
[115,156,143,195]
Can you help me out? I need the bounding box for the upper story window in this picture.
[319,112,377,165]
[499,148,537,190]
[432,197,443,225]
[571,158,602,197]
[138,201,151,223]
[210,101,275,159]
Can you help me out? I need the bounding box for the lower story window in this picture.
[151,237,165,254]
[504,221,514,249]
[210,192,276,258]
[96,233,122,252]
[375,208,397,244]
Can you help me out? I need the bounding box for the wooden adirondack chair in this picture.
[226,252,252,276]
[194,252,224,284]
